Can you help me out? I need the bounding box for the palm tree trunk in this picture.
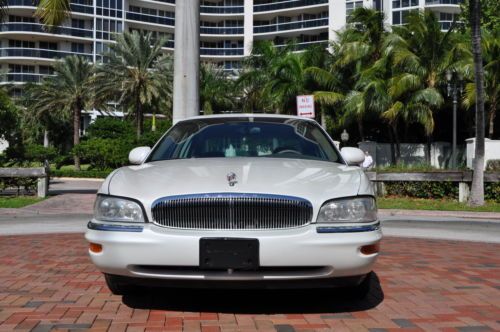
[469,0,485,206]
[488,103,496,139]
[358,118,364,142]
[388,125,396,165]
[425,136,432,165]
[136,94,143,139]
[73,104,81,171]
[393,126,401,164]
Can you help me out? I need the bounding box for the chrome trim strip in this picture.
[87,221,144,232]
[316,222,381,233]
[152,192,312,207]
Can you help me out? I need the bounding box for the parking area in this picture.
[0,234,498,331]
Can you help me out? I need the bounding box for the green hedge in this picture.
[0,178,38,193]
[385,181,500,202]
[385,181,459,199]
[50,169,111,179]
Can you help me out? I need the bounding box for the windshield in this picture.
[147,117,342,163]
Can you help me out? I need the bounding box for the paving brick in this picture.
[0,234,499,331]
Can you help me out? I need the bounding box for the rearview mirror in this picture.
[129,147,151,165]
[341,147,365,166]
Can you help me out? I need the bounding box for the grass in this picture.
[378,197,500,212]
[0,196,45,208]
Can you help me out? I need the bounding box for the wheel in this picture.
[352,272,372,299]
[104,274,138,295]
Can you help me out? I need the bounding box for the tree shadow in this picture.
[122,273,384,314]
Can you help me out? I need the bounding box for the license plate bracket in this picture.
[199,238,259,270]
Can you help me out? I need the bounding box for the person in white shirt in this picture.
[362,151,374,169]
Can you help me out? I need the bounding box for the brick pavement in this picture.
[0,235,499,331]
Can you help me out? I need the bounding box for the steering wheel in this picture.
[273,147,302,155]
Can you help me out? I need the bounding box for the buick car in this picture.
[85,114,382,296]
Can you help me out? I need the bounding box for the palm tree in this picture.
[308,8,387,141]
[34,0,70,26]
[383,10,460,163]
[237,40,292,113]
[23,56,94,170]
[200,63,234,115]
[94,31,172,139]
[469,0,486,206]
[461,28,499,138]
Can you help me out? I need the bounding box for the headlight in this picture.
[94,196,145,223]
[317,197,377,223]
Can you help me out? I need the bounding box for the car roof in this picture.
[179,113,317,123]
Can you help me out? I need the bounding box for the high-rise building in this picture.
[0,0,462,88]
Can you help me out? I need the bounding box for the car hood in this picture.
[103,158,366,220]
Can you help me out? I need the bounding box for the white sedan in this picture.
[85,114,382,296]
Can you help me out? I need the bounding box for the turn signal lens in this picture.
[89,243,103,253]
[360,242,380,255]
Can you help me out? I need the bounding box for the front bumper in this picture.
[85,220,382,283]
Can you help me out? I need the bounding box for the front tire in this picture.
[352,272,372,299]
[104,274,137,295]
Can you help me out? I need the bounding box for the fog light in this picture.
[360,242,380,255]
[89,243,103,253]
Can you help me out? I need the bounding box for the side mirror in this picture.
[341,147,365,166]
[129,147,151,165]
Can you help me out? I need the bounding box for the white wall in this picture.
[0,138,8,154]
[466,138,500,170]
[358,141,462,169]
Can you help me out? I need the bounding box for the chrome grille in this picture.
[151,193,313,230]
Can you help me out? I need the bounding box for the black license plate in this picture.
[200,238,259,270]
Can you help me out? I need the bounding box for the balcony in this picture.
[254,0,328,13]
[426,0,462,4]
[200,47,244,56]
[0,23,94,38]
[276,40,328,50]
[200,5,244,14]
[2,73,47,83]
[200,26,244,35]
[126,11,175,26]
[7,0,94,14]
[254,17,328,34]
[0,48,93,61]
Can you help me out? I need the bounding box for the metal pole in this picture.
[172,0,200,124]
[452,85,457,169]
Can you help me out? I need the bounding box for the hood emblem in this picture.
[226,172,238,187]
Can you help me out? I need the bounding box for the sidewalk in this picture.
[379,208,500,221]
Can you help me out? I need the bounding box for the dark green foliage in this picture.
[0,178,38,194]
[385,181,459,199]
[72,117,172,170]
[50,169,111,179]
[486,160,500,171]
[23,144,58,163]
[484,183,500,202]
[86,117,134,140]
[72,138,134,170]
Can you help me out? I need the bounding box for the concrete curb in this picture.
[379,209,500,221]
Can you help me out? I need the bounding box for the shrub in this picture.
[72,138,134,170]
[86,117,134,140]
[50,169,111,178]
[385,181,458,199]
[0,177,38,194]
[485,183,500,202]
[24,144,57,164]
[486,160,500,171]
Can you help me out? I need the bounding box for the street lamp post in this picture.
[172,0,200,124]
[446,70,463,169]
